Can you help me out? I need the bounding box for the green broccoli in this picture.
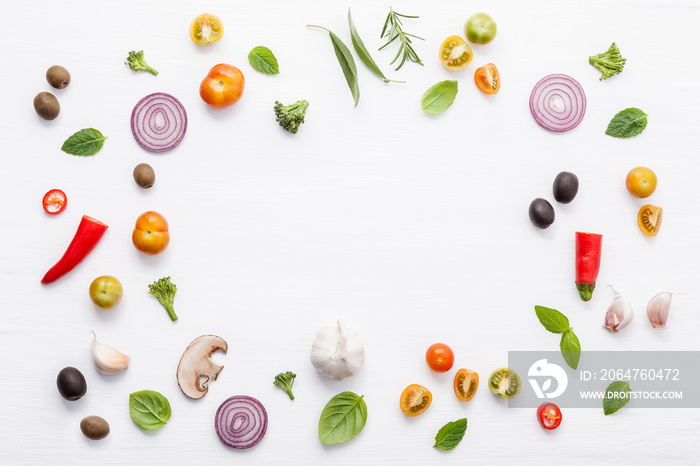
[589,42,626,81]
[148,277,178,321]
[274,100,309,134]
[125,50,159,76]
[273,371,296,400]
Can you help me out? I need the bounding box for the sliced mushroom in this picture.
[177,335,228,399]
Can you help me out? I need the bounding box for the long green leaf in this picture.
[348,9,403,84]
[308,25,360,108]
[560,330,581,370]
[535,305,571,334]
[434,418,467,451]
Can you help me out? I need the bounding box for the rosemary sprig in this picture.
[379,7,424,70]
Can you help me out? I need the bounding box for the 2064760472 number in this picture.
[597,368,680,381]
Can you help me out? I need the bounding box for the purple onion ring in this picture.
[131,92,187,152]
[529,74,586,132]
[215,395,267,449]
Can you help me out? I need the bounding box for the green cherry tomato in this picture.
[489,368,521,399]
[89,276,123,309]
[465,13,497,44]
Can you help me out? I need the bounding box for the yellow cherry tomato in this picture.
[637,205,663,237]
[439,36,473,70]
[189,14,224,45]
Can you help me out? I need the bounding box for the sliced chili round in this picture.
[42,189,67,215]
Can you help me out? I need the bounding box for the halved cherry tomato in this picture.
[537,402,562,430]
[189,14,224,45]
[454,368,479,401]
[637,205,663,237]
[489,368,521,399]
[439,36,473,70]
[132,211,170,255]
[200,64,245,109]
[474,63,500,94]
[426,343,454,373]
[42,189,67,215]
[400,384,432,416]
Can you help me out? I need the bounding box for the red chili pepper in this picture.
[41,215,108,285]
[575,231,602,302]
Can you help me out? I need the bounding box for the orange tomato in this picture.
[425,343,454,373]
[189,14,224,45]
[474,63,500,94]
[454,368,479,401]
[637,205,663,237]
[438,36,473,70]
[626,167,657,198]
[200,64,245,109]
[132,211,170,255]
[399,384,432,416]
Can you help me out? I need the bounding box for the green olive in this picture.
[33,92,60,120]
[46,65,71,89]
[80,415,110,440]
[133,163,155,189]
[489,368,521,399]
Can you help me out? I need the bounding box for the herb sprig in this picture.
[379,7,424,70]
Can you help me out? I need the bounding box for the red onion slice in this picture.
[131,92,187,152]
[215,396,267,449]
[529,74,586,132]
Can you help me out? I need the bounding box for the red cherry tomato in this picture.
[537,402,562,430]
[200,64,245,109]
[425,343,455,373]
[42,189,67,215]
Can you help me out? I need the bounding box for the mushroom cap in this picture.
[176,335,228,399]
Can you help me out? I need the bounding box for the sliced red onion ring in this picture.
[131,92,187,152]
[215,396,267,449]
[529,74,586,132]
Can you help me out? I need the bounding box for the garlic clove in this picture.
[604,289,633,333]
[92,332,130,375]
[310,320,365,381]
[646,292,673,329]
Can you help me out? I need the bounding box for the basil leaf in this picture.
[421,80,458,114]
[129,390,172,431]
[308,26,360,108]
[605,108,647,138]
[61,128,107,156]
[318,391,367,445]
[604,381,632,415]
[433,418,467,451]
[248,46,279,75]
[535,305,571,334]
[348,9,403,84]
[560,329,581,370]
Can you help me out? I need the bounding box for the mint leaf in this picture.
[61,128,107,156]
[604,381,632,415]
[605,108,647,138]
[421,80,458,114]
[248,46,279,75]
[434,418,467,451]
[129,390,171,431]
[560,330,581,370]
[318,392,367,445]
[535,305,571,334]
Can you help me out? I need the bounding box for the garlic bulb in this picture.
[92,332,130,375]
[646,292,674,329]
[310,321,365,380]
[604,288,633,333]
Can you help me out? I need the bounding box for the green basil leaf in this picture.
[560,330,581,370]
[248,46,279,75]
[61,128,107,156]
[318,391,367,445]
[603,381,632,415]
[348,9,403,84]
[421,80,458,114]
[433,418,467,451]
[605,108,647,138]
[129,390,172,431]
[535,305,571,334]
[308,26,360,108]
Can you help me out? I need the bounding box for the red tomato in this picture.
[537,402,562,430]
[132,211,170,255]
[474,63,500,94]
[425,343,455,373]
[42,189,67,215]
[200,64,245,109]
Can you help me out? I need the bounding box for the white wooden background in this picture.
[1,0,699,464]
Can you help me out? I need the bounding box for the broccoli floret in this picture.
[589,42,626,81]
[273,371,296,400]
[148,277,178,321]
[125,50,159,76]
[274,100,309,134]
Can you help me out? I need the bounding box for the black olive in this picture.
[57,367,87,401]
[553,171,579,204]
[529,198,555,229]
